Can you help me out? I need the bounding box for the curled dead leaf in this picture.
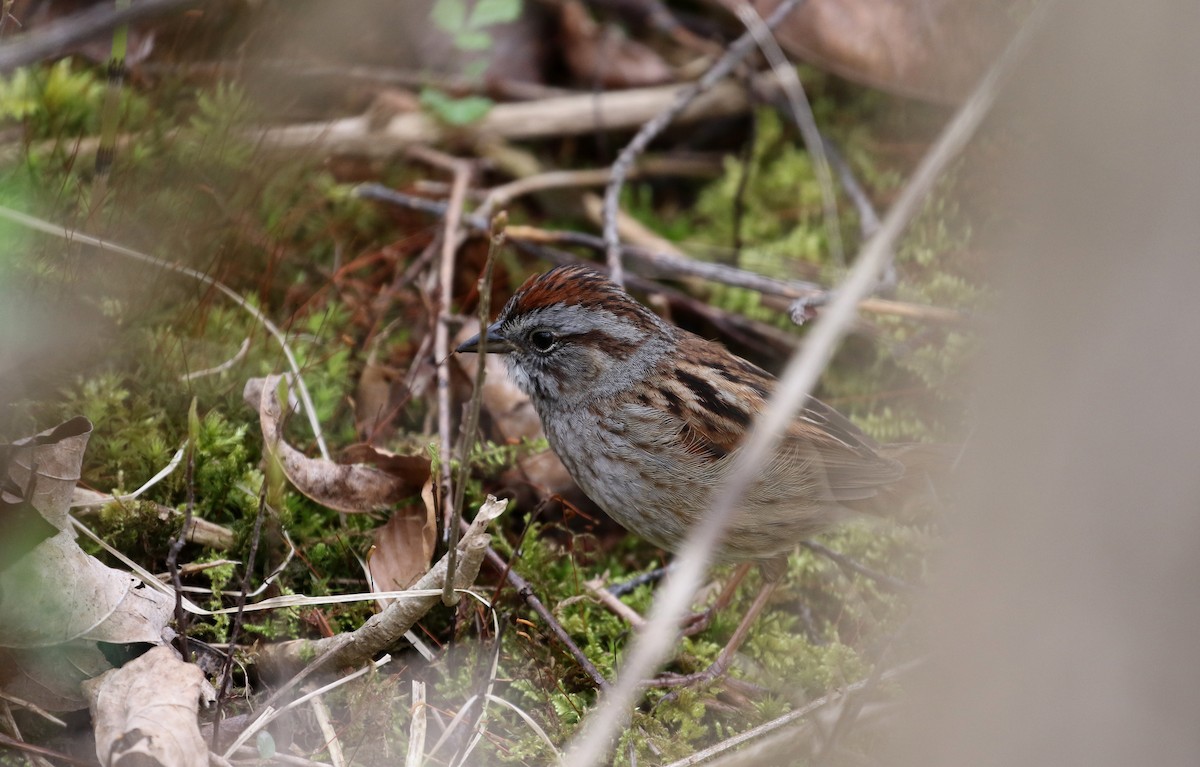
[244,375,427,513]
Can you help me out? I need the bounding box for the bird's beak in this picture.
[455,323,514,354]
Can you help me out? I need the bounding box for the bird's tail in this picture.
[868,442,962,521]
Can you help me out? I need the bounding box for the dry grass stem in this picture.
[405,146,474,603]
[405,680,427,767]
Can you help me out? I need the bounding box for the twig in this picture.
[567,0,1044,759]
[820,135,896,294]
[0,0,201,72]
[481,544,609,690]
[308,691,345,767]
[406,146,473,602]
[165,405,197,663]
[585,578,647,630]
[736,1,843,269]
[211,484,269,749]
[0,732,92,767]
[660,660,922,767]
[447,213,506,606]
[0,692,66,728]
[353,185,964,324]
[255,497,504,675]
[481,157,721,211]
[255,71,785,157]
[602,0,807,285]
[800,541,915,593]
[822,138,880,239]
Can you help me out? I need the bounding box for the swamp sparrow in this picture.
[457,264,941,567]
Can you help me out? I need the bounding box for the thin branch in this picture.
[0,0,201,72]
[406,146,473,599]
[585,578,647,630]
[567,1,1047,760]
[447,213,506,606]
[481,156,721,212]
[255,72,785,157]
[0,732,93,767]
[481,544,609,690]
[602,0,808,285]
[252,497,504,677]
[353,185,964,325]
[801,541,915,593]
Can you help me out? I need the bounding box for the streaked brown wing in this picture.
[668,331,905,503]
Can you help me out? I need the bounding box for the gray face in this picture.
[493,301,675,409]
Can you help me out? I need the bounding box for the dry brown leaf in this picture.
[245,375,425,513]
[746,0,1023,103]
[368,477,437,596]
[560,0,675,89]
[84,645,214,767]
[355,357,398,440]
[340,443,431,491]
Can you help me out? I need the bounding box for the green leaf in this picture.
[430,0,466,32]
[453,29,493,51]
[420,88,494,126]
[468,0,522,28]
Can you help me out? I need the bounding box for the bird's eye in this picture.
[529,330,557,353]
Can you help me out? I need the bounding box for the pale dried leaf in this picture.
[0,418,174,711]
[84,646,210,767]
[748,0,1023,103]
[3,416,92,533]
[0,531,174,648]
[245,375,423,513]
